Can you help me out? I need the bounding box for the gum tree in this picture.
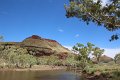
[72,42,94,70]
[92,47,104,63]
[65,0,120,41]
[114,53,120,64]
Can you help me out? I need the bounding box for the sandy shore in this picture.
[0,65,67,71]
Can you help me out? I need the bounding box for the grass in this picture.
[90,63,120,73]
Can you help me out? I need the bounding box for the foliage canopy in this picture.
[72,42,104,70]
[114,53,120,64]
[65,0,120,41]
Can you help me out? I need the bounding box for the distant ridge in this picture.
[0,35,71,56]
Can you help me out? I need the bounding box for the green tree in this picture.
[72,42,94,70]
[92,47,104,63]
[65,0,120,41]
[114,53,120,64]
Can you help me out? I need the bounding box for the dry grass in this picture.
[87,63,120,74]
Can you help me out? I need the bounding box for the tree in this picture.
[73,42,104,65]
[65,0,120,41]
[114,53,120,64]
[72,42,94,70]
[92,47,104,63]
[0,36,4,42]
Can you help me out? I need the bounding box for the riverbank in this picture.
[0,65,67,71]
[81,64,120,80]
[81,71,112,80]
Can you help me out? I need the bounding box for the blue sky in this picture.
[0,0,120,55]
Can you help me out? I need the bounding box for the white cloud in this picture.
[58,29,64,32]
[64,46,120,58]
[64,46,72,50]
[75,34,80,38]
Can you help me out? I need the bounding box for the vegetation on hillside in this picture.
[0,44,78,68]
[0,35,74,68]
[0,46,37,68]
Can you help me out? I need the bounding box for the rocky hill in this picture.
[99,55,113,63]
[92,55,113,63]
[0,35,71,57]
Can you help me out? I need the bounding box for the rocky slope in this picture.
[92,55,113,63]
[99,55,113,63]
[0,35,71,57]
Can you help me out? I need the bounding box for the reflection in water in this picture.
[0,70,81,80]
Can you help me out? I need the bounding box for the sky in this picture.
[0,0,120,58]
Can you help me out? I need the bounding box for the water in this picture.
[0,70,81,80]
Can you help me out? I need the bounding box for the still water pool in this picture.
[0,70,81,80]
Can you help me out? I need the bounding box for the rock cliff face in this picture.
[0,35,71,57]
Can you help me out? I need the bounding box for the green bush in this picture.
[0,46,37,68]
[64,55,78,66]
[36,55,63,66]
[36,54,79,66]
[36,56,49,65]
[0,45,87,69]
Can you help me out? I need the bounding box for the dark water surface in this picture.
[0,70,81,80]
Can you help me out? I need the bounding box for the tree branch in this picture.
[87,13,120,27]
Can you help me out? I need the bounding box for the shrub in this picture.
[36,55,63,66]
[0,46,37,68]
[36,57,49,65]
[114,53,120,64]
